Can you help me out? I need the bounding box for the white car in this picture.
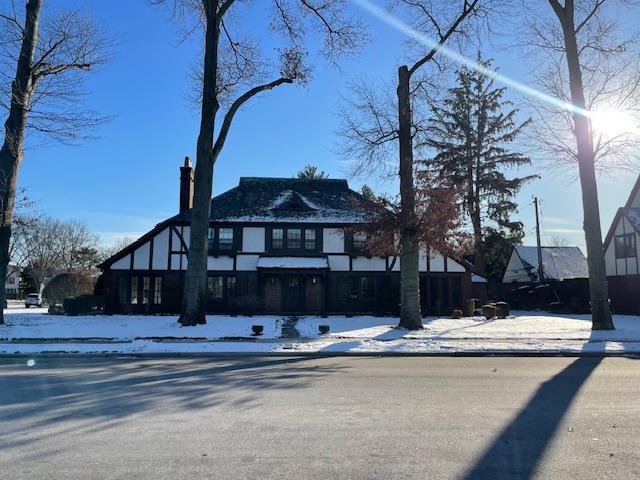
[25,294,43,308]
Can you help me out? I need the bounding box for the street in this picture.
[1,356,638,479]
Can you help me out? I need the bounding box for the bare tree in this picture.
[525,0,632,330]
[341,1,493,329]
[155,0,365,326]
[523,1,640,174]
[57,220,99,272]
[0,0,110,324]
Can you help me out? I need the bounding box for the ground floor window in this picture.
[349,276,376,301]
[119,275,163,306]
[207,275,236,300]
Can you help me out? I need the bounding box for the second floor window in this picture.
[218,228,234,250]
[208,227,236,252]
[272,228,284,249]
[287,228,302,249]
[269,227,318,252]
[305,228,316,250]
[615,233,636,258]
[352,232,368,252]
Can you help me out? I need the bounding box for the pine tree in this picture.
[423,55,536,275]
[296,165,328,179]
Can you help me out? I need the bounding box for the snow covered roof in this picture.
[511,246,588,281]
[256,256,329,269]
[169,177,369,224]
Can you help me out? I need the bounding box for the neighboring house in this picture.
[604,175,640,314]
[5,265,20,299]
[502,246,589,283]
[98,158,471,315]
[502,246,590,311]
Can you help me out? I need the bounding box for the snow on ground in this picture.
[1,307,640,355]
[0,309,282,340]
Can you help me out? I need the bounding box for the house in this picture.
[502,245,590,311]
[502,246,589,283]
[5,265,20,299]
[98,158,472,316]
[604,175,640,314]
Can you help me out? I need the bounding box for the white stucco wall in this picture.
[351,257,386,271]
[323,228,344,253]
[133,242,150,270]
[242,227,265,253]
[111,254,131,270]
[327,255,349,271]
[236,254,259,271]
[152,228,169,270]
[207,256,234,271]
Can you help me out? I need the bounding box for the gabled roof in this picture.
[604,174,640,250]
[509,246,588,281]
[169,177,368,224]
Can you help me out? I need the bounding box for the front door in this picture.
[264,275,282,312]
[282,275,304,312]
[305,275,322,313]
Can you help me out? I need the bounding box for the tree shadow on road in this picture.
[463,355,603,480]
[0,355,344,452]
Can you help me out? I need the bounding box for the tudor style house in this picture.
[98,158,471,316]
[604,175,640,314]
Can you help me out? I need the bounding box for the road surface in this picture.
[1,356,638,479]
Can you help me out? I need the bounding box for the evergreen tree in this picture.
[360,184,375,200]
[423,55,536,275]
[296,165,328,179]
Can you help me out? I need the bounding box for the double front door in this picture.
[264,274,322,313]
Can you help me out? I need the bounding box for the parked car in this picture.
[25,293,43,308]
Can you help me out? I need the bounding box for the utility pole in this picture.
[534,197,544,282]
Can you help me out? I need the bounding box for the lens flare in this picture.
[352,0,640,136]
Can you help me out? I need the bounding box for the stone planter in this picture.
[251,325,264,336]
[482,304,497,320]
[494,301,510,319]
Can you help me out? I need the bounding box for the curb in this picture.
[1,351,639,359]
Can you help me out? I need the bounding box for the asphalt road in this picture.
[1,356,638,479]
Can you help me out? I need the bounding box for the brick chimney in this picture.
[179,156,194,213]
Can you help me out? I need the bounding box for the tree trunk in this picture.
[553,2,614,330]
[0,0,41,324]
[397,65,422,330]
[179,0,220,326]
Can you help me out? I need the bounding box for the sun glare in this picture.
[590,109,640,137]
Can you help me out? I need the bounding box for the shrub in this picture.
[63,294,105,316]
[48,305,64,315]
[43,272,94,306]
[229,295,262,315]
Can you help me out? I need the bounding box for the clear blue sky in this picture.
[15,0,638,248]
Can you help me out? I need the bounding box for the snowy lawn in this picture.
[0,308,282,340]
[1,308,640,355]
